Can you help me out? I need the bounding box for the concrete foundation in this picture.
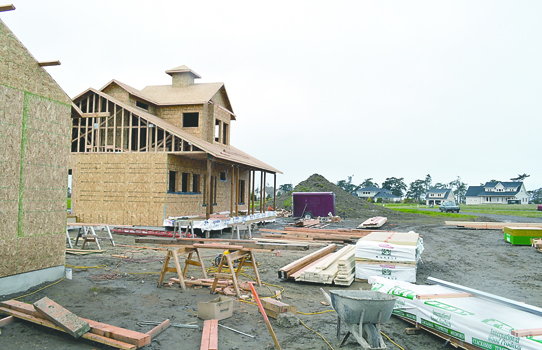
[0,265,65,296]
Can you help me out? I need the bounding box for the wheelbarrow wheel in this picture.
[362,323,379,348]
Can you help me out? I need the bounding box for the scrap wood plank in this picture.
[1,299,150,348]
[145,319,170,338]
[33,297,90,338]
[0,315,14,327]
[511,328,542,337]
[200,319,218,350]
[0,306,136,349]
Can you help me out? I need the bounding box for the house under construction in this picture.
[70,65,280,226]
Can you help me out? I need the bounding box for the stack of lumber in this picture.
[334,249,357,285]
[279,245,356,285]
[504,226,542,245]
[260,227,377,243]
[358,216,387,229]
[276,209,292,217]
[355,231,422,283]
[135,236,309,251]
[445,221,542,230]
[278,244,337,279]
[294,218,320,227]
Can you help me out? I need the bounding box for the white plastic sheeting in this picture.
[163,211,276,232]
[369,276,542,350]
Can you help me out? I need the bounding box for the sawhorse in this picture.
[157,247,207,291]
[211,249,261,297]
[69,224,116,250]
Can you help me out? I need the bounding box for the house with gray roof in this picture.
[465,182,529,205]
[355,186,401,202]
[426,188,455,206]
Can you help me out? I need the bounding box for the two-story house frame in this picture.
[69,66,280,226]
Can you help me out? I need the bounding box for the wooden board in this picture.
[135,237,309,251]
[278,244,337,279]
[33,297,90,338]
[445,221,542,230]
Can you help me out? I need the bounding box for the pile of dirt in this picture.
[274,173,420,220]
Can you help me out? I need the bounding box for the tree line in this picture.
[278,174,542,204]
[334,174,468,203]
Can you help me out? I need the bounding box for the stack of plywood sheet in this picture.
[504,226,542,245]
[355,231,422,283]
[294,245,355,284]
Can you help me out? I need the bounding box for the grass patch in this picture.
[390,207,476,219]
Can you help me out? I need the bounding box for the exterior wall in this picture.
[71,153,168,226]
[128,96,157,115]
[70,153,251,227]
[466,196,481,205]
[103,84,130,104]
[156,104,204,139]
[0,19,72,278]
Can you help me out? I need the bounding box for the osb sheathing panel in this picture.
[0,19,71,278]
[72,153,168,226]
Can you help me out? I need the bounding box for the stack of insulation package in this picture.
[355,231,423,282]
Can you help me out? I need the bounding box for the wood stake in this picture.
[248,282,281,350]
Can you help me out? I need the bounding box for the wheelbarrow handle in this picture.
[320,288,333,306]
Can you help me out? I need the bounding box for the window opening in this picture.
[136,101,149,110]
[219,172,227,181]
[215,120,220,142]
[182,172,190,193]
[183,112,199,127]
[169,171,176,193]
[222,123,228,144]
[238,180,245,203]
[192,174,200,193]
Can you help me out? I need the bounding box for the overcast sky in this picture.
[3,1,541,191]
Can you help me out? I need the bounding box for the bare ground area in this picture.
[2,215,541,350]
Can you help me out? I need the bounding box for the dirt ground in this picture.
[1,214,541,350]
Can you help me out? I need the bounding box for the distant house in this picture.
[355,186,401,202]
[426,188,455,206]
[465,181,529,205]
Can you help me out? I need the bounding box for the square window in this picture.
[219,172,227,181]
[183,112,199,127]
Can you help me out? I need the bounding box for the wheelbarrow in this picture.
[321,289,397,349]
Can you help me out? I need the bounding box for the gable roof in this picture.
[483,181,522,189]
[75,88,280,173]
[358,186,380,192]
[465,186,484,197]
[374,191,400,199]
[466,185,521,197]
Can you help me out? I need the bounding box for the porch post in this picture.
[206,157,212,219]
